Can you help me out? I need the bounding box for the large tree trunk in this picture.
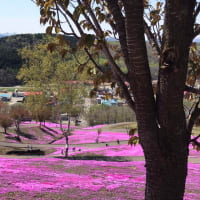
[144,116,188,199]
[123,0,195,199]
[145,148,188,199]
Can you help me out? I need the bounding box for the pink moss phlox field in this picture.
[0,158,145,196]
[69,144,199,157]
[0,158,199,199]
[4,132,20,143]
[70,144,144,157]
[53,130,129,145]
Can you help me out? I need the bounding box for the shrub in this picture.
[10,104,30,132]
[0,113,13,134]
[85,105,136,126]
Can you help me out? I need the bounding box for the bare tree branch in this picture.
[185,85,200,95]
[106,0,130,67]
[84,48,105,74]
[144,20,161,55]
[193,24,200,39]
[187,98,200,136]
[113,74,136,111]
[194,3,200,19]
[56,3,80,38]
[190,134,200,142]
[82,0,104,36]
[77,0,97,32]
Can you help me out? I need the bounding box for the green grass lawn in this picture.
[103,122,137,132]
[192,125,200,136]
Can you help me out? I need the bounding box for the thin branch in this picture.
[72,52,90,66]
[106,0,130,67]
[185,85,200,95]
[56,3,79,38]
[58,3,85,36]
[194,3,200,19]
[102,45,128,81]
[77,0,97,32]
[144,20,161,55]
[156,21,162,46]
[193,25,200,39]
[190,134,200,142]
[187,101,197,119]
[187,98,200,136]
[82,0,104,37]
[84,48,105,74]
[113,73,136,111]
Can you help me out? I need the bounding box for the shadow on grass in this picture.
[40,127,57,138]
[43,126,59,134]
[17,131,37,140]
[55,155,132,162]
[48,135,64,144]
[5,135,22,142]
[6,149,45,156]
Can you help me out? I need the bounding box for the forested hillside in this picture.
[0,34,159,86]
[0,34,76,86]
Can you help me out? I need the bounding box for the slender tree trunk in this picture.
[64,115,71,157]
[67,115,71,134]
[4,128,7,135]
[65,133,69,158]
[15,121,21,142]
[15,121,20,134]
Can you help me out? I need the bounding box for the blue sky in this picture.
[1,0,159,34]
[0,0,46,33]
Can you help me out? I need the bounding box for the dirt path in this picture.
[0,140,128,148]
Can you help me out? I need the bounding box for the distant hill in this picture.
[0,33,159,86]
[0,34,76,86]
[0,33,16,38]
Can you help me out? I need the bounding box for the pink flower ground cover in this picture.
[70,144,144,157]
[67,144,199,158]
[0,158,199,199]
[53,130,129,145]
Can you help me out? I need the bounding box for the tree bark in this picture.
[145,152,188,200]
[122,0,195,199]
